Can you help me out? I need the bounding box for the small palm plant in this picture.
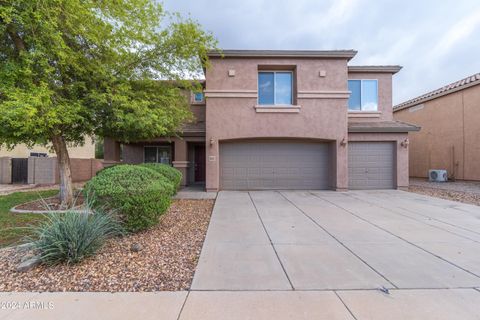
[29,199,123,265]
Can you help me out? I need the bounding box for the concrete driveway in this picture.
[188,190,480,319]
[2,190,480,320]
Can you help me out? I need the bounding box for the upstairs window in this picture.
[348,79,378,111]
[258,71,293,105]
[193,92,204,103]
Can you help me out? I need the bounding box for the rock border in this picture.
[10,197,85,214]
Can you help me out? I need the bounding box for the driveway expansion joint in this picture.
[334,291,359,320]
[176,291,190,320]
[278,191,398,289]
[347,192,480,242]
[247,191,295,291]
[314,192,480,280]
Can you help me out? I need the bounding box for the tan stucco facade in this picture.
[394,84,480,181]
[205,57,350,191]
[104,50,414,191]
[0,136,95,159]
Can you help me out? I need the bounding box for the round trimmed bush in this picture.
[139,163,182,191]
[84,165,174,232]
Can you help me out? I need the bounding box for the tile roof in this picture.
[348,121,420,133]
[394,73,480,111]
[182,121,205,133]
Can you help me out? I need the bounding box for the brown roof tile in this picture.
[181,121,205,133]
[394,73,480,111]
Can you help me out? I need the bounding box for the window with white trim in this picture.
[348,79,378,111]
[258,71,293,105]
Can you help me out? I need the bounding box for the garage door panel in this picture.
[220,141,330,190]
[348,142,395,190]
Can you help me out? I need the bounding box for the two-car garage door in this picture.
[220,141,330,190]
[219,140,396,190]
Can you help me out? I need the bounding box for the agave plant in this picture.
[28,199,123,265]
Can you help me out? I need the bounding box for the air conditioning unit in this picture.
[429,169,448,182]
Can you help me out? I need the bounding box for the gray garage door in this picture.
[220,141,330,190]
[348,142,395,189]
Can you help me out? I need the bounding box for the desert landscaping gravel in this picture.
[0,199,214,292]
[408,185,480,206]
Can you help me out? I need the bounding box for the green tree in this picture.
[0,0,216,206]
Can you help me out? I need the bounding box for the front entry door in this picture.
[194,145,206,182]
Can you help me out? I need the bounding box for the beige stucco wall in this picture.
[394,85,480,180]
[0,136,95,159]
[205,57,351,191]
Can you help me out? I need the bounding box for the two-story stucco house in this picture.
[103,50,419,191]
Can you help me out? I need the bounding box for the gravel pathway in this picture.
[0,199,214,292]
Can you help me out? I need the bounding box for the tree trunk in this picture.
[51,135,74,207]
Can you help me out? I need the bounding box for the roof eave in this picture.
[348,127,421,133]
[348,66,403,74]
[207,49,358,61]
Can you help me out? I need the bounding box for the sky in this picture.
[163,0,480,105]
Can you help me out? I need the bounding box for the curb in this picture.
[10,196,85,214]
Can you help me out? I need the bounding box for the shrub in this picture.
[139,163,182,191]
[30,204,123,265]
[84,165,174,232]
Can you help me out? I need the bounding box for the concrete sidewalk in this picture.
[1,289,480,320]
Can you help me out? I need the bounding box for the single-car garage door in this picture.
[220,141,330,190]
[348,142,395,189]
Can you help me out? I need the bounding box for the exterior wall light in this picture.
[401,138,409,148]
[210,137,215,146]
[340,138,347,146]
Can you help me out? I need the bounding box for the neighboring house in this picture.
[104,50,419,191]
[394,73,480,181]
[0,136,95,159]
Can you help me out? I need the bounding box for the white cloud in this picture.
[431,9,480,60]
[163,0,480,104]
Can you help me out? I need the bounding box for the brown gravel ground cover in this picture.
[0,199,214,292]
[408,186,480,206]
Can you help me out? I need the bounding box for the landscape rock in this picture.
[16,256,41,273]
[20,253,36,263]
[130,243,143,252]
[15,242,35,252]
